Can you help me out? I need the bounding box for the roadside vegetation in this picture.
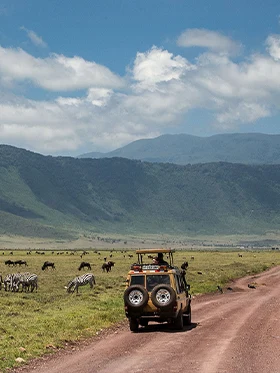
[0,247,279,372]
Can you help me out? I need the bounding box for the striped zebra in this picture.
[66,273,95,293]
[17,273,38,292]
[3,273,13,291]
[3,273,26,292]
[4,272,37,292]
[11,272,31,292]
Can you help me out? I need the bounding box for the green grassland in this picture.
[0,248,280,372]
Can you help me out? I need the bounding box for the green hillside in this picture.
[79,133,280,165]
[1,144,280,237]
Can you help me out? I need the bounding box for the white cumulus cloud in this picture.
[266,34,280,60]
[0,46,124,91]
[132,46,195,91]
[177,28,241,55]
[1,29,280,155]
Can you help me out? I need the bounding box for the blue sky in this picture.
[1,0,280,155]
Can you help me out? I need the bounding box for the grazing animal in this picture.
[3,274,13,291]
[217,285,223,293]
[102,261,115,273]
[20,273,38,292]
[5,260,15,266]
[66,273,95,293]
[2,272,28,292]
[12,272,37,292]
[42,261,55,270]
[10,273,23,292]
[238,253,243,257]
[78,262,91,271]
[14,260,28,266]
[248,283,256,289]
[191,256,195,260]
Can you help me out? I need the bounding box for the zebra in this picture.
[3,273,13,291]
[17,273,38,292]
[10,273,23,292]
[66,273,95,294]
[4,272,30,292]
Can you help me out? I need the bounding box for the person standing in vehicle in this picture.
[156,252,169,265]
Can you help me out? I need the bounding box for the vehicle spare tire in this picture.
[151,284,176,309]
[124,285,149,309]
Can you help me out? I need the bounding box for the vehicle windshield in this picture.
[146,275,170,292]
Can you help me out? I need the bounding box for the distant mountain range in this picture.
[79,133,280,165]
[1,144,280,238]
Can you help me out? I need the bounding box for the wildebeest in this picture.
[14,260,28,266]
[102,261,115,272]
[42,261,55,270]
[248,283,256,289]
[78,262,91,271]
[5,260,15,266]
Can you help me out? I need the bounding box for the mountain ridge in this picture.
[79,133,280,165]
[1,144,280,237]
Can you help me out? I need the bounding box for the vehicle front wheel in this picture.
[183,305,191,326]
[129,318,139,332]
[173,311,183,330]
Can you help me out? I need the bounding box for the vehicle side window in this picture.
[130,275,145,286]
[175,274,185,293]
[146,275,170,292]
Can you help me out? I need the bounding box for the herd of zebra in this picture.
[0,272,96,294]
[1,259,116,294]
[0,272,38,292]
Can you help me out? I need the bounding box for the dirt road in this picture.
[12,266,280,373]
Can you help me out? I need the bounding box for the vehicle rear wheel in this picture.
[151,284,176,309]
[124,285,149,309]
[129,318,139,332]
[183,304,191,325]
[173,311,183,330]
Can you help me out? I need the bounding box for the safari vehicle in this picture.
[124,248,191,332]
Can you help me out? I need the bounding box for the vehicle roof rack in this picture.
[136,248,175,266]
[135,248,175,254]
